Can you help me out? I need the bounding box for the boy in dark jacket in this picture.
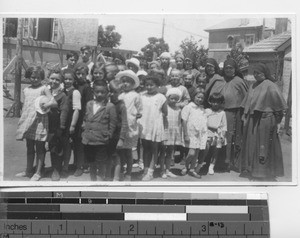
[81,80,117,181]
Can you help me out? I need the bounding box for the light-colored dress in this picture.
[139,93,166,142]
[206,108,227,148]
[164,105,183,146]
[16,85,49,141]
[181,102,207,149]
[118,90,143,148]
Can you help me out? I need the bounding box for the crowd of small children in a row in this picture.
[15,45,287,182]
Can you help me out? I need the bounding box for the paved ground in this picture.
[2,116,292,183]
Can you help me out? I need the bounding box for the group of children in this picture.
[15,47,228,182]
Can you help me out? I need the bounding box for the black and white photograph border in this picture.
[0,13,297,186]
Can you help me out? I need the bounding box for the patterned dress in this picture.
[164,105,183,146]
[118,91,143,148]
[16,85,49,141]
[181,102,207,149]
[206,109,227,148]
[139,93,166,142]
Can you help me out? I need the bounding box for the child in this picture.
[80,45,94,82]
[181,90,207,178]
[16,66,57,181]
[91,62,106,86]
[139,75,168,181]
[108,80,129,181]
[47,68,68,181]
[195,72,207,91]
[116,70,143,181]
[81,80,117,181]
[62,51,79,71]
[73,63,94,177]
[160,87,183,178]
[166,69,190,109]
[104,62,119,83]
[61,68,81,178]
[183,71,197,101]
[205,93,227,175]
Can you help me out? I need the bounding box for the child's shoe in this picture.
[189,170,201,178]
[30,173,41,181]
[208,164,215,175]
[161,173,167,179]
[51,169,60,181]
[60,169,69,178]
[181,168,187,175]
[166,170,177,178]
[74,168,83,177]
[142,173,153,181]
[16,171,33,178]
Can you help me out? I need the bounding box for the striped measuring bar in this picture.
[0,191,269,237]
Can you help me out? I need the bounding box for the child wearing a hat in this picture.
[16,66,57,181]
[116,70,143,181]
[125,58,140,74]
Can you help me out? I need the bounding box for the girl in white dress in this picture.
[181,90,208,178]
[139,75,168,181]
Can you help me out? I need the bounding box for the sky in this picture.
[97,15,230,53]
[97,15,276,53]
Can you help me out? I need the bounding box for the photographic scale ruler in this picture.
[0,190,269,238]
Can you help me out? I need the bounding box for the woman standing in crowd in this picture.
[240,63,287,181]
[221,59,248,171]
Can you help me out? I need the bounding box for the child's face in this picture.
[161,57,170,67]
[30,72,42,87]
[184,74,193,87]
[105,65,118,82]
[224,65,235,78]
[93,85,108,102]
[168,94,180,107]
[176,58,184,69]
[110,90,120,104]
[210,101,221,111]
[197,77,206,88]
[64,73,75,89]
[170,71,181,87]
[194,93,204,106]
[185,59,193,70]
[67,56,78,68]
[127,62,139,73]
[49,73,62,90]
[145,79,158,94]
[150,63,158,70]
[81,50,91,63]
[75,69,87,84]
[93,68,105,81]
[121,76,135,92]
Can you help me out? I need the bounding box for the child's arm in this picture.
[181,105,190,142]
[162,101,168,130]
[218,111,227,140]
[135,93,143,119]
[42,87,57,109]
[70,90,82,134]
[108,104,118,139]
[117,103,129,148]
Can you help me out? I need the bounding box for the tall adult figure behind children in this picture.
[221,59,248,172]
[239,62,287,181]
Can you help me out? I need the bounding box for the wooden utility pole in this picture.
[162,18,165,40]
[10,18,24,117]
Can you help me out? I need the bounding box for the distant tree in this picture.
[179,36,208,68]
[141,37,169,62]
[97,25,122,48]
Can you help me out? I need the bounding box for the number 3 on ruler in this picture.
[202,225,207,232]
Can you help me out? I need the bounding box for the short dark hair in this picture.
[145,75,161,87]
[93,79,109,92]
[25,66,45,80]
[80,45,92,53]
[74,63,89,74]
[48,67,62,79]
[66,51,79,60]
[62,68,75,80]
[208,92,225,105]
[91,62,105,75]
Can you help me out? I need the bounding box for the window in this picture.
[245,34,255,47]
[3,18,18,37]
[51,18,59,42]
[227,35,241,49]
